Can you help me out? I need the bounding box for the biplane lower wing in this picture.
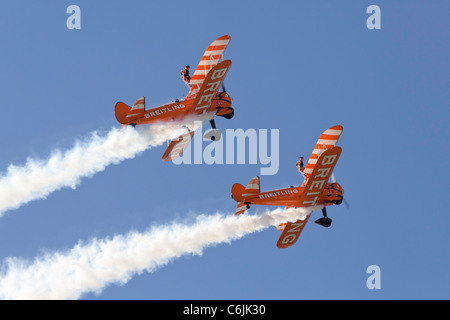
[162,130,195,162]
[277,147,342,248]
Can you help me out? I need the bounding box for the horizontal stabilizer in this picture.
[235,202,248,216]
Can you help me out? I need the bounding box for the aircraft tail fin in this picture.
[114,96,146,124]
[231,176,260,202]
[231,183,245,202]
[231,176,260,215]
[242,176,260,197]
[115,102,131,124]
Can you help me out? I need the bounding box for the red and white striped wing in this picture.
[186,35,231,100]
[302,125,343,185]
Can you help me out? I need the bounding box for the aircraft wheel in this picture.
[315,217,332,228]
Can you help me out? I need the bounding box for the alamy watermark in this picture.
[366,5,381,30]
[67,5,381,31]
[366,265,381,289]
[172,122,279,176]
[66,5,81,30]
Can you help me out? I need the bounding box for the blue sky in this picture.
[0,0,449,299]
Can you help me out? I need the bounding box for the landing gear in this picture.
[203,119,222,141]
[210,119,216,130]
[315,207,332,228]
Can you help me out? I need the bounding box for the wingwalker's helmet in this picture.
[212,92,234,119]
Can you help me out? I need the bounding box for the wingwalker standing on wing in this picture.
[231,125,345,249]
[114,35,234,162]
[296,156,306,178]
[181,65,192,87]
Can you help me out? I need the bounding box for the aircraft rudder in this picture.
[115,101,132,124]
[231,183,245,202]
[242,176,260,197]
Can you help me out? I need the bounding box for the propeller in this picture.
[221,82,227,93]
[315,172,349,228]
[343,197,350,209]
[331,173,349,209]
[330,173,337,183]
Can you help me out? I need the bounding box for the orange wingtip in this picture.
[328,125,343,131]
[216,35,230,41]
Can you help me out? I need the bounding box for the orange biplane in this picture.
[114,35,233,162]
[231,125,345,248]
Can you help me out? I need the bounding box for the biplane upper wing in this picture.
[302,125,343,186]
[277,147,342,248]
[186,35,231,100]
[162,130,195,162]
[187,59,232,117]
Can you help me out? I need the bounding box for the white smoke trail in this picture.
[0,206,320,300]
[0,123,189,217]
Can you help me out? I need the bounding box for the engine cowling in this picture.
[212,92,234,119]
